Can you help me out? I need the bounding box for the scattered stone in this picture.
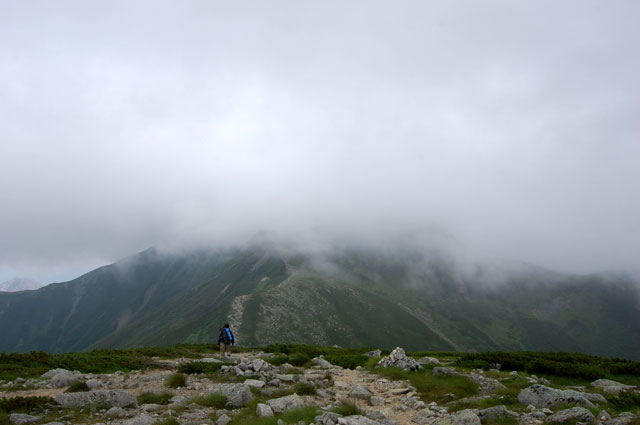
[275,374,296,382]
[350,383,373,400]
[207,383,255,408]
[54,389,137,408]
[8,413,41,425]
[123,414,155,425]
[257,403,274,417]
[244,379,266,388]
[418,356,441,365]
[477,405,518,422]
[85,379,102,390]
[598,411,612,422]
[432,367,457,377]
[364,350,382,358]
[217,414,232,425]
[50,371,82,387]
[267,394,304,413]
[253,359,266,372]
[437,409,481,425]
[337,415,381,425]
[517,384,606,408]
[591,379,636,395]
[169,395,189,404]
[391,387,411,395]
[370,396,385,406]
[377,347,421,371]
[41,368,73,378]
[605,413,638,425]
[544,407,595,423]
[313,357,335,369]
[468,373,507,393]
[107,407,127,418]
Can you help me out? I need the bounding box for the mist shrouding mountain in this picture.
[1,242,638,360]
[1,1,639,283]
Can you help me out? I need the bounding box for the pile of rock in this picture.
[377,347,421,371]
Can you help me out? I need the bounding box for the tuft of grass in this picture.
[281,406,320,423]
[608,390,640,410]
[192,393,228,408]
[165,372,187,389]
[294,382,316,395]
[65,380,90,392]
[137,392,173,405]
[332,402,361,416]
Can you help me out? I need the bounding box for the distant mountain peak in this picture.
[0,277,42,292]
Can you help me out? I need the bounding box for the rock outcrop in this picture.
[377,347,421,371]
[517,384,607,408]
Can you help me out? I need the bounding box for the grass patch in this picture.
[608,390,640,410]
[165,373,187,389]
[137,392,173,405]
[192,393,228,408]
[65,380,90,392]
[0,396,53,425]
[294,382,316,395]
[155,419,180,425]
[372,365,478,402]
[281,406,319,423]
[324,354,368,369]
[332,402,361,416]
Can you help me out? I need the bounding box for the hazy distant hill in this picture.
[0,277,42,292]
[1,244,638,359]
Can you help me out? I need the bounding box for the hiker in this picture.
[218,323,234,357]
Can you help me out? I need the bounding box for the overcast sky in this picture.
[1,0,639,284]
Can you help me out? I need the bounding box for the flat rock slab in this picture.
[9,414,41,425]
[338,415,381,425]
[545,407,595,423]
[207,383,255,408]
[267,394,304,413]
[518,384,606,408]
[54,389,137,408]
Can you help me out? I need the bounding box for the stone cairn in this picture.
[376,347,421,371]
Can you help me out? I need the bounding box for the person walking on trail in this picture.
[218,323,234,357]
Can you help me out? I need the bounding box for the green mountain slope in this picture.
[0,248,227,353]
[1,244,638,360]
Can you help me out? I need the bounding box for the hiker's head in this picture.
[224,323,230,328]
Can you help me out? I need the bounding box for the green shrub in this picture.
[155,418,180,425]
[65,380,90,392]
[324,354,368,369]
[294,382,316,395]
[289,352,311,367]
[608,390,640,410]
[192,393,227,408]
[178,361,223,374]
[165,373,187,389]
[137,392,173,405]
[332,402,361,416]
[0,396,53,413]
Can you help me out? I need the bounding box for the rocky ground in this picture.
[1,347,638,425]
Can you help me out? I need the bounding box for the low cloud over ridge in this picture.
[1,1,639,282]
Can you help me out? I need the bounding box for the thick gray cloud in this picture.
[1,0,639,283]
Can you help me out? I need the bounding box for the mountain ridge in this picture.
[0,244,638,360]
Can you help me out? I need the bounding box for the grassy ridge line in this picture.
[0,344,223,381]
[2,343,640,383]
